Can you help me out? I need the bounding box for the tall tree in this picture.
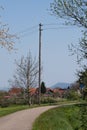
[9,51,38,105]
[41,81,46,94]
[50,0,87,65]
[50,0,87,100]
[77,68,87,99]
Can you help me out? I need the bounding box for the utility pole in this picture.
[38,23,42,105]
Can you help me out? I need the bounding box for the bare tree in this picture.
[9,51,38,105]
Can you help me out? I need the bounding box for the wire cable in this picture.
[15,23,80,38]
[43,26,78,31]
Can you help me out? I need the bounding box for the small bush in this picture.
[1,99,9,108]
[41,97,57,104]
[67,90,80,100]
[15,98,27,105]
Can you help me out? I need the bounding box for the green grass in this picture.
[0,100,84,120]
[0,105,31,117]
[32,104,86,130]
[0,100,78,118]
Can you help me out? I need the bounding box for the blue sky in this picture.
[0,0,82,89]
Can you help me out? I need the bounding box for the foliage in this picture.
[0,105,30,117]
[14,98,27,105]
[0,90,8,102]
[79,104,87,130]
[32,105,76,130]
[41,97,57,104]
[8,96,27,105]
[33,104,87,130]
[1,98,9,108]
[77,68,87,99]
[77,68,87,84]
[65,84,80,100]
[0,90,10,107]
[66,90,80,100]
[41,82,46,94]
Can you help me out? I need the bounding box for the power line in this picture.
[15,23,80,38]
[43,26,76,31]
[43,22,68,26]
[15,23,74,36]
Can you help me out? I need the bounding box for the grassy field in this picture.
[0,100,79,117]
[32,104,87,130]
[0,100,82,117]
[0,105,31,117]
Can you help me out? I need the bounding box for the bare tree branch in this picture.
[9,51,39,105]
[0,7,17,50]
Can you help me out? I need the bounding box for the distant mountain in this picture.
[51,82,70,89]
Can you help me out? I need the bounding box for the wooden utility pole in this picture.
[38,23,42,105]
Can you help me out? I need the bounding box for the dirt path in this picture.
[0,105,56,130]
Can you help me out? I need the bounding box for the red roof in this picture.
[53,88,66,94]
[9,87,22,95]
[29,88,37,95]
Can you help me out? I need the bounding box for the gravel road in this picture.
[0,106,56,130]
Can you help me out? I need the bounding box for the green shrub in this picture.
[1,99,9,108]
[41,97,57,104]
[67,90,80,100]
[9,97,28,105]
[15,98,27,105]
